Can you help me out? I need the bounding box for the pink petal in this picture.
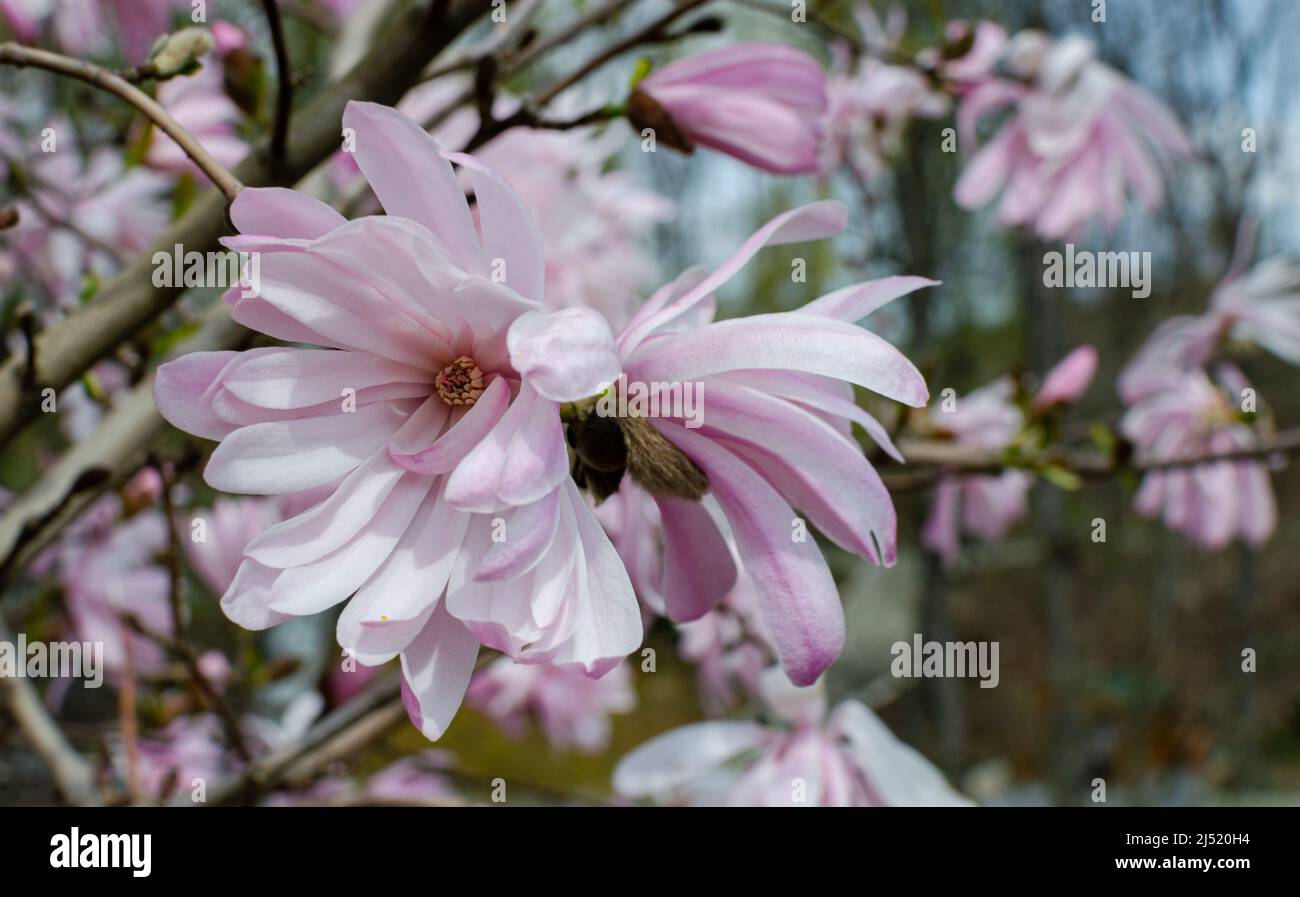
[266,476,432,616]
[476,489,561,582]
[443,150,546,302]
[443,383,567,511]
[654,495,737,623]
[801,276,939,322]
[621,202,847,352]
[399,599,481,741]
[655,422,844,686]
[154,351,241,440]
[507,308,622,403]
[229,187,347,239]
[389,376,510,476]
[341,101,483,273]
[627,312,928,407]
[204,402,407,494]
[221,348,432,410]
[613,720,770,798]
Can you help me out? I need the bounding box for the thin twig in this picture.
[261,0,294,164]
[15,303,39,398]
[532,0,713,108]
[191,676,403,806]
[121,610,254,765]
[119,635,142,802]
[0,617,102,805]
[0,43,243,199]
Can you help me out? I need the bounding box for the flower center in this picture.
[435,356,484,406]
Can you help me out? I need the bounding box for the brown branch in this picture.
[0,304,250,588]
[190,676,403,806]
[0,43,243,200]
[261,0,294,163]
[121,611,254,765]
[0,616,102,805]
[883,427,1300,491]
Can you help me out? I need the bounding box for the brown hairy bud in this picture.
[619,415,709,501]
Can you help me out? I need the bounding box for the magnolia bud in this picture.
[148,27,214,79]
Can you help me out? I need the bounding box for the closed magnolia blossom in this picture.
[1121,365,1276,550]
[920,377,1031,564]
[155,101,642,741]
[613,668,971,807]
[954,31,1192,239]
[558,203,932,685]
[467,657,635,752]
[629,43,829,175]
[1031,343,1098,412]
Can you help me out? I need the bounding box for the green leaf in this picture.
[1039,464,1082,491]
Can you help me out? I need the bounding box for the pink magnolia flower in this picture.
[954,31,1192,239]
[185,497,286,596]
[128,714,233,800]
[0,0,43,41]
[630,43,829,175]
[1120,258,1300,400]
[1121,365,1276,549]
[52,498,172,676]
[155,101,641,741]
[936,20,1009,91]
[824,55,948,178]
[614,668,971,806]
[467,657,635,752]
[1031,343,1098,412]
[5,137,170,305]
[363,750,459,805]
[576,211,932,685]
[920,378,1031,563]
[147,54,249,178]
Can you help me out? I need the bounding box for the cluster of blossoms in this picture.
[1117,258,1299,548]
[154,96,934,747]
[952,28,1193,238]
[919,345,1098,564]
[814,7,1193,240]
